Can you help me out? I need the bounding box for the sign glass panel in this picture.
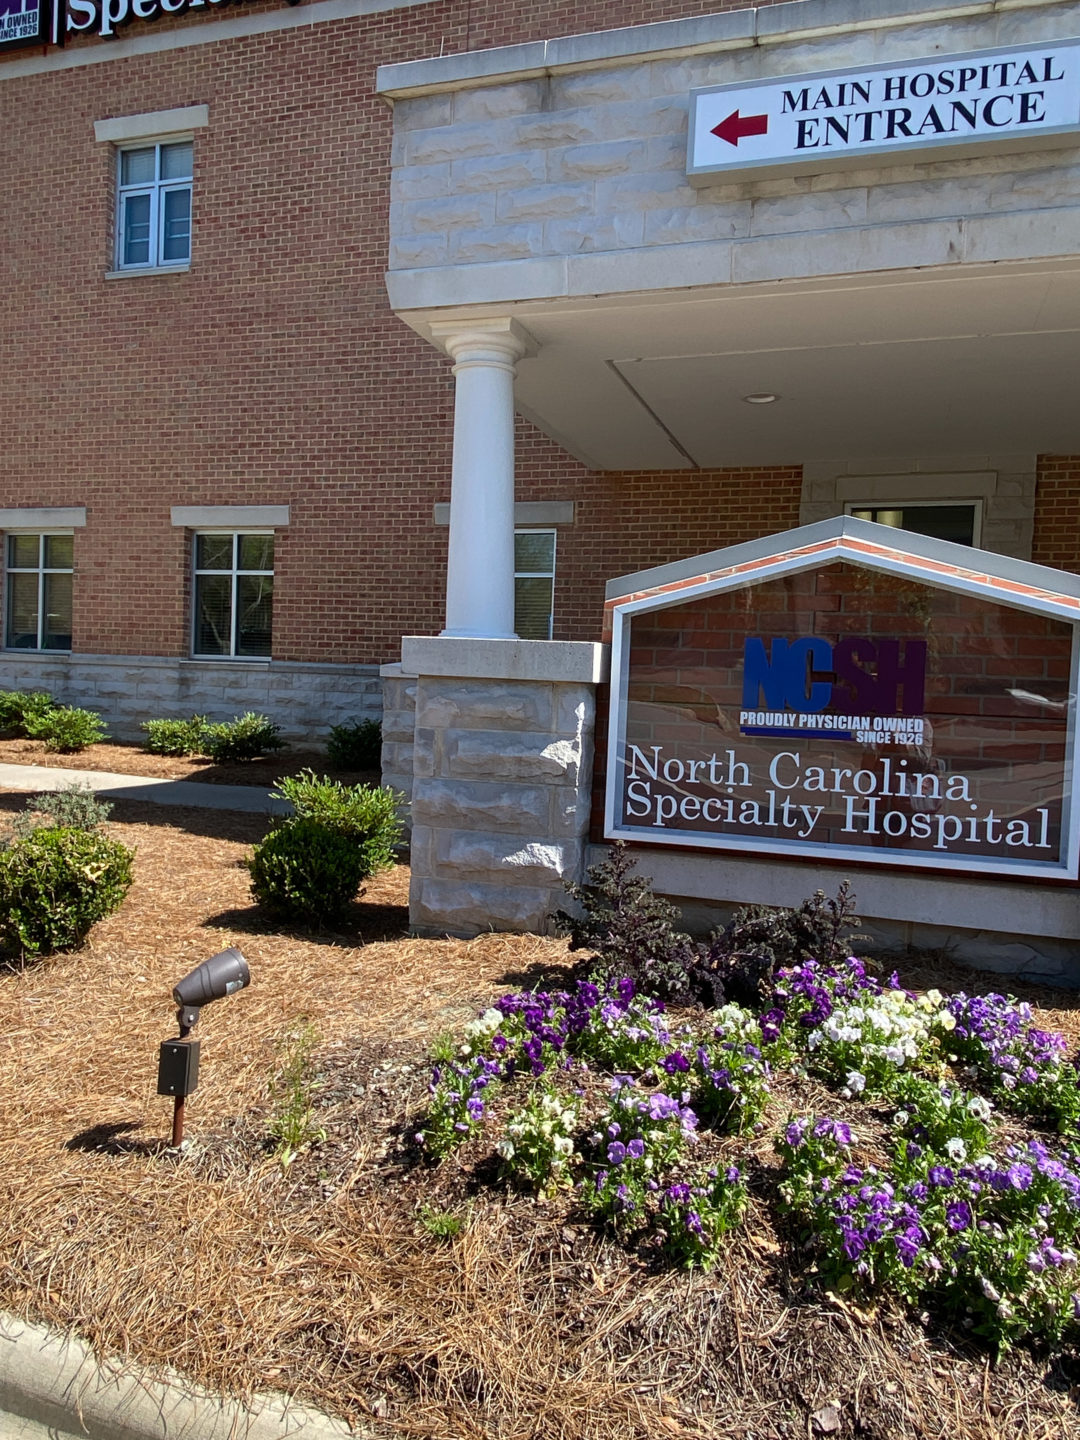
[608,561,1078,876]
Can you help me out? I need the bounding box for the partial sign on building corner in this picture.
[687,39,1080,181]
[604,520,1080,879]
[0,0,49,50]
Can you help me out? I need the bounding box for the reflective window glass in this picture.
[8,534,39,569]
[122,193,152,266]
[120,147,155,185]
[194,574,232,656]
[236,576,273,656]
[196,534,233,570]
[161,188,191,263]
[237,534,274,572]
[44,534,73,569]
[42,573,72,651]
[514,576,554,640]
[160,141,193,180]
[6,573,38,649]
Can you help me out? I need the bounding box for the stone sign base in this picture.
[394,637,607,938]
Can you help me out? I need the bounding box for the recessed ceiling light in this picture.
[743,392,779,405]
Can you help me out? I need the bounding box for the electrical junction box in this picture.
[157,1038,201,1097]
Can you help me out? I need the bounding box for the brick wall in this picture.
[1032,456,1080,574]
[514,446,804,640]
[0,0,802,671]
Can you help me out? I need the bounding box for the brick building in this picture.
[5,0,1080,966]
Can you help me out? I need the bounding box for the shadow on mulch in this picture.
[65,1121,163,1158]
[203,897,410,946]
[495,956,579,991]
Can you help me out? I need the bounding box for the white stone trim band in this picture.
[433,501,574,526]
[170,505,290,527]
[0,507,86,529]
[94,106,209,143]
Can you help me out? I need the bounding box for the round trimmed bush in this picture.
[24,705,107,753]
[0,826,134,956]
[248,817,367,923]
[325,718,382,771]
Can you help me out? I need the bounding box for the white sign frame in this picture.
[604,545,1080,880]
[687,38,1080,182]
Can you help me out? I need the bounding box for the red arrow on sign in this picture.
[711,109,769,146]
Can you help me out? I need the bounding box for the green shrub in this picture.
[14,782,113,838]
[325,718,382,771]
[0,690,58,734]
[557,841,697,1004]
[24,705,107,753]
[693,882,861,1008]
[248,817,366,923]
[0,826,134,956]
[203,712,284,763]
[273,770,402,874]
[142,715,211,756]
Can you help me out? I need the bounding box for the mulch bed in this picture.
[0,736,379,787]
[0,790,1078,1438]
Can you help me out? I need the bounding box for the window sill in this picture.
[104,265,191,280]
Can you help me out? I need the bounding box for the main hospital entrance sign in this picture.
[604,522,1080,879]
[688,39,1080,179]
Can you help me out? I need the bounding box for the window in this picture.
[847,502,979,546]
[514,529,556,640]
[116,140,192,270]
[5,533,73,651]
[193,533,273,658]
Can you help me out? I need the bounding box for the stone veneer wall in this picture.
[404,639,604,936]
[0,653,381,744]
[379,662,418,817]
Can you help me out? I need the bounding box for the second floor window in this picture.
[117,140,193,270]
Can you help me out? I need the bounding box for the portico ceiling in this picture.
[400,259,1080,471]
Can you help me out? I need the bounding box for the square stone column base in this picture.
[399,637,607,938]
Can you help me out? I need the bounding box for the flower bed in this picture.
[418,959,1080,1353]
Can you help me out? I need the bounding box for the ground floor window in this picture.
[193,532,273,658]
[514,529,556,639]
[847,502,979,546]
[5,533,73,651]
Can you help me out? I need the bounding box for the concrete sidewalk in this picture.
[0,763,291,815]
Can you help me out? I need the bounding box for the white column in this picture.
[430,318,531,640]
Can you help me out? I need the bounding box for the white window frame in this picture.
[514,528,557,640]
[115,138,193,272]
[4,531,74,653]
[844,498,983,547]
[191,530,274,661]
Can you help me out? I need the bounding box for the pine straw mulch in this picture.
[0,736,378,787]
[1,791,1079,1439]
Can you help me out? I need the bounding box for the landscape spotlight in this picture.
[157,947,251,1148]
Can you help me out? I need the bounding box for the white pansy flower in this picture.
[946,1137,967,1162]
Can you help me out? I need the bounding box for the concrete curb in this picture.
[0,1315,361,1439]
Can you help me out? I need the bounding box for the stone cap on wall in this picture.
[376,0,1001,97]
[401,635,609,683]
